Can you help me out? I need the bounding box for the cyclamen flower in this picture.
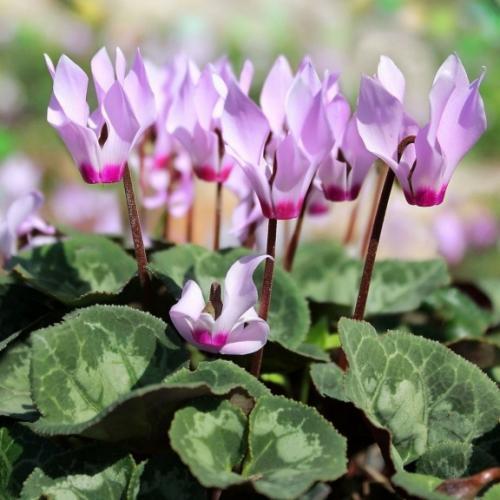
[45,47,155,184]
[141,151,194,218]
[318,74,375,201]
[0,192,55,263]
[167,59,253,183]
[221,57,333,220]
[357,54,486,206]
[307,179,330,216]
[170,255,269,354]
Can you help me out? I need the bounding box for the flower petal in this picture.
[221,82,270,167]
[215,254,268,334]
[219,310,269,355]
[170,280,206,344]
[260,55,293,134]
[356,75,404,170]
[376,56,405,102]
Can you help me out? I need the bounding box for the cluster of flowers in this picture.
[0,49,487,355]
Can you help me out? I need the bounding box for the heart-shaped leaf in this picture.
[338,318,500,477]
[0,342,37,420]
[243,395,347,499]
[169,395,347,499]
[10,235,137,306]
[30,305,188,438]
[170,398,248,489]
[292,242,450,316]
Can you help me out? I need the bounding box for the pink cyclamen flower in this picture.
[225,166,265,246]
[167,58,253,183]
[307,179,330,216]
[357,54,486,207]
[318,73,375,201]
[221,57,333,220]
[170,255,269,354]
[141,151,194,218]
[0,191,56,263]
[45,47,155,184]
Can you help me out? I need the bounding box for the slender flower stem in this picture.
[250,217,277,377]
[353,136,416,321]
[243,221,257,249]
[122,163,151,294]
[213,181,223,251]
[283,181,314,272]
[163,211,170,242]
[361,163,386,257]
[352,168,395,320]
[342,198,360,246]
[186,203,194,243]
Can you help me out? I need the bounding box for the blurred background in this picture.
[0,0,499,275]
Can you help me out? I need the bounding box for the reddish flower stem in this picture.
[283,180,314,272]
[361,163,386,258]
[250,217,277,377]
[122,163,151,300]
[342,199,360,246]
[437,467,500,498]
[353,136,415,321]
[214,181,223,251]
[186,203,194,243]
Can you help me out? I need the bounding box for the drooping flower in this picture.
[221,57,333,220]
[169,254,269,354]
[141,151,194,218]
[357,54,486,207]
[225,166,265,247]
[45,48,156,184]
[167,58,253,183]
[0,191,56,263]
[318,73,375,201]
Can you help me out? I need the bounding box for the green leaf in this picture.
[134,451,205,499]
[169,395,347,499]
[310,362,348,402]
[194,248,326,361]
[0,424,61,498]
[482,484,500,500]
[391,471,449,500]
[10,235,137,305]
[30,305,188,438]
[164,359,271,399]
[150,244,209,296]
[292,242,450,315]
[421,288,491,341]
[244,395,347,499]
[169,398,247,489]
[476,278,500,325]
[31,358,266,445]
[338,318,500,476]
[0,280,52,352]
[20,449,138,500]
[0,342,37,420]
[415,442,472,479]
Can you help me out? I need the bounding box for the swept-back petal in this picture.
[52,55,89,125]
[356,75,404,170]
[215,254,268,334]
[91,47,115,104]
[221,82,270,167]
[376,56,406,102]
[260,55,293,134]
